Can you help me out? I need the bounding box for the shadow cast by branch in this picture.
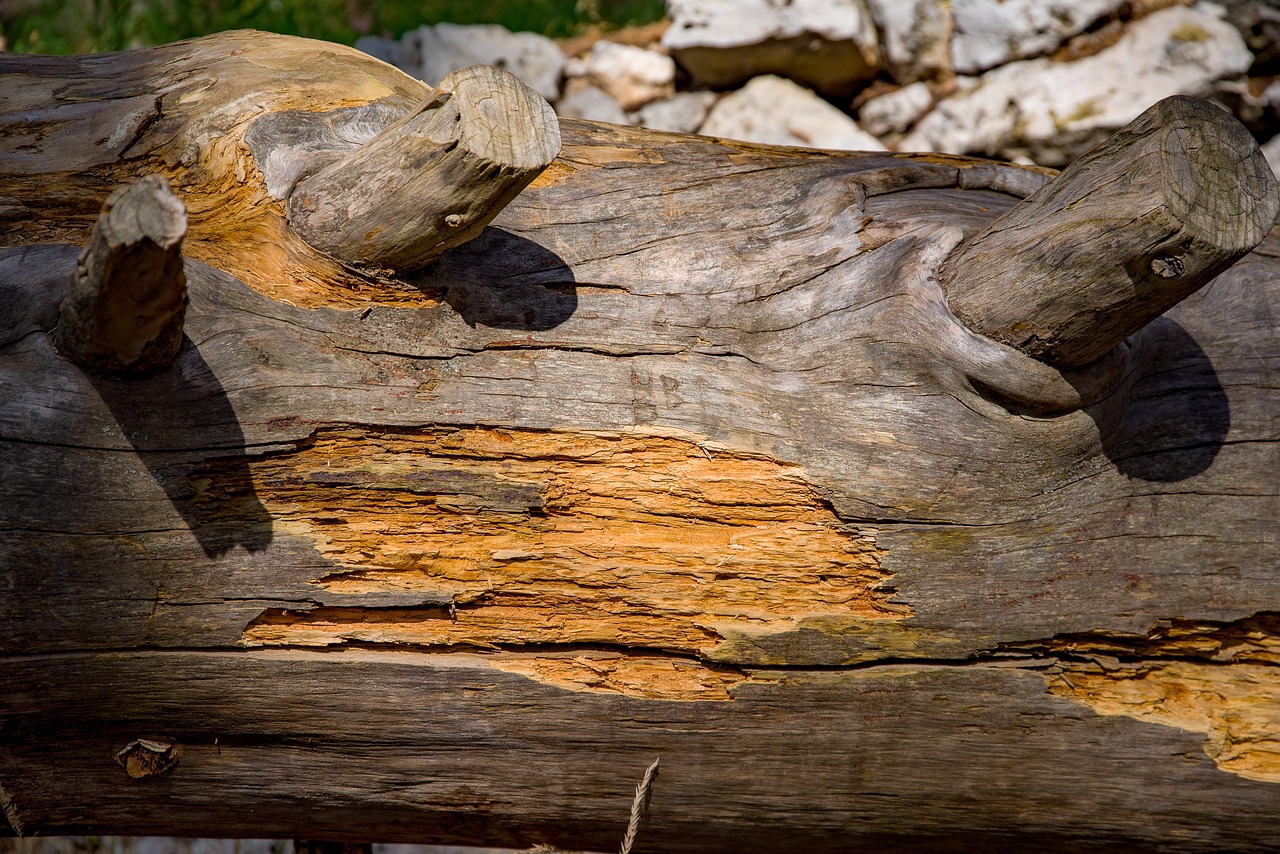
[90,337,273,557]
[415,227,578,331]
[1077,318,1230,482]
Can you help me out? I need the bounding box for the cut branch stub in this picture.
[939,95,1279,369]
[55,175,189,375]
[287,65,562,272]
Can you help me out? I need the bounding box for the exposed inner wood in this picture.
[228,427,896,663]
[1048,659,1280,783]
[1011,613,1280,782]
[4,30,1280,850]
[490,652,752,701]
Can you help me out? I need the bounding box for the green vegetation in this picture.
[0,0,666,55]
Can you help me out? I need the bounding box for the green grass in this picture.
[0,0,667,55]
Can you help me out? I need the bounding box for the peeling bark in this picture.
[2,31,1280,853]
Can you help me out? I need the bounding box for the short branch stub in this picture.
[939,96,1279,369]
[288,65,562,272]
[55,175,189,374]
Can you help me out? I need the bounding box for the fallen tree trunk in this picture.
[2,30,1280,853]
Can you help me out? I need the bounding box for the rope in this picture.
[619,758,660,854]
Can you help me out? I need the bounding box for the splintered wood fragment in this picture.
[55,175,189,374]
[939,95,1279,368]
[287,64,561,272]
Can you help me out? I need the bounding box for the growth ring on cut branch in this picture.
[940,95,1279,369]
[287,64,562,273]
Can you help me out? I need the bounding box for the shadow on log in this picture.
[1081,318,1231,482]
[1,31,1280,854]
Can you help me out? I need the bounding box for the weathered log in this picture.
[54,175,188,374]
[2,31,1280,854]
[940,95,1278,368]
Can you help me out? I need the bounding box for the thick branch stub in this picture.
[287,65,562,272]
[55,175,188,374]
[939,96,1279,369]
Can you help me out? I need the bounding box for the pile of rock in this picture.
[356,0,1280,174]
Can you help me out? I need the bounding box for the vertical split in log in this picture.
[940,96,1279,369]
[55,175,188,374]
[287,65,562,272]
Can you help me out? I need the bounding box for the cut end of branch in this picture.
[940,95,1279,369]
[55,175,188,375]
[1157,95,1278,253]
[287,64,561,272]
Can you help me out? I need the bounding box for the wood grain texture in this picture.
[1,32,1279,851]
[54,175,188,374]
[940,96,1278,367]
[286,65,561,272]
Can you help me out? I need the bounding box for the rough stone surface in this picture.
[355,2,1279,167]
[1261,134,1280,180]
[902,3,1254,165]
[864,0,953,82]
[950,0,1126,74]
[859,81,934,136]
[661,0,879,96]
[700,74,886,150]
[556,78,630,124]
[631,90,719,133]
[571,39,676,110]
[353,35,399,67]
[397,22,565,102]
[1221,0,1280,71]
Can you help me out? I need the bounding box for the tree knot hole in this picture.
[115,738,179,779]
[1151,254,1185,278]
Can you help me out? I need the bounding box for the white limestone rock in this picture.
[632,91,719,134]
[950,0,1125,74]
[662,0,879,97]
[1265,79,1280,111]
[859,82,934,136]
[864,0,952,83]
[574,40,676,111]
[700,75,886,151]
[902,3,1254,166]
[1261,135,1280,184]
[354,35,401,67]
[557,79,631,125]
[1221,0,1280,70]
[397,22,565,103]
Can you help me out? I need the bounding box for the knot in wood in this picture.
[1151,255,1184,278]
[115,738,179,778]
